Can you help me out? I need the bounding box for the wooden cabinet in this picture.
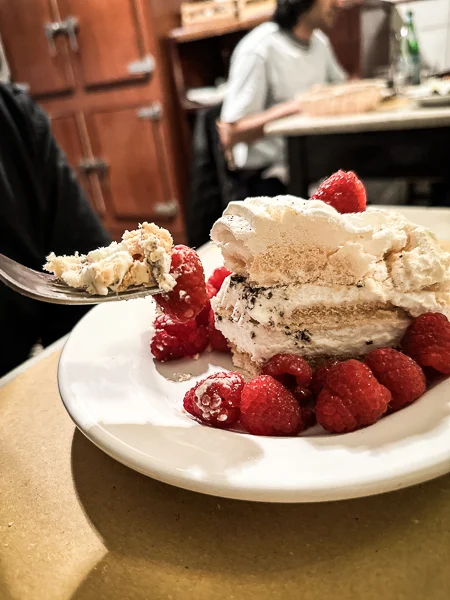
[0,0,185,244]
[87,105,175,225]
[51,113,106,216]
[0,0,74,96]
[57,0,152,88]
[51,114,86,170]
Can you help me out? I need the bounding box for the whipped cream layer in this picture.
[212,276,450,365]
[211,197,449,288]
[45,222,175,295]
[211,197,450,367]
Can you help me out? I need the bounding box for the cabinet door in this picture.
[86,105,178,229]
[0,0,74,96]
[51,113,106,216]
[57,0,152,88]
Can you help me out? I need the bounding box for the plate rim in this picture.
[58,242,450,503]
[416,95,450,107]
[58,305,450,504]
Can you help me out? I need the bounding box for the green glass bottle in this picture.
[403,10,421,85]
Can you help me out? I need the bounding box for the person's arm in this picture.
[220,52,301,149]
[219,99,300,148]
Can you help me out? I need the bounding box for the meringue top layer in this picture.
[210,196,450,294]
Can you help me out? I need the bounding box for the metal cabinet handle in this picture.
[44,16,79,56]
[15,82,30,93]
[128,54,155,76]
[154,200,178,219]
[137,103,178,220]
[137,103,163,121]
[65,16,79,52]
[78,158,108,175]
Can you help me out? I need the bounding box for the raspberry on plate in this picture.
[150,314,208,362]
[206,282,218,299]
[311,360,339,396]
[240,375,305,436]
[207,309,230,352]
[311,170,366,214]
[316,360,390,434]
[207,267,231,294]
[153,314,196,336]
[292,385,313,407]
[365,347,426,412]
[402,312,450,374]
[183,371,245,428]
[155,245,208,322]
[261,354,312,391]
[196,301,212,327]
[302,407,317,430]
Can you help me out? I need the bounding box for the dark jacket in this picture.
[186,104,237,248]
[186,104,288,247]
[0,84,111,376]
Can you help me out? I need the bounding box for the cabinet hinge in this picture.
[137,103,163,121]
[154,200,178,219]
[128,54,155,76]
[78,158,109,174]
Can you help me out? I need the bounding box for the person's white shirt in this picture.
[221,22,346,181]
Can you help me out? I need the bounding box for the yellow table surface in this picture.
[1,349,450,600]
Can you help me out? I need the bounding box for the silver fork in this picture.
[0,253,162,305]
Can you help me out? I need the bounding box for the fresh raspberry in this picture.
[316,360,390,434]
[207,267,231,293]
[311,360,339,396]
[311,170,366,214]
[153,313,196,337]
[261,354,312,392]
[240,375,305,436]
[196,301,211,327]
[206,282,218,299]
[208,309,230,352]
[364,348,426,412]
[292,385,313,407]
[154,245,208,322]
[150,314,208,361]
[401,312,450,374]
[183,371,244,428]
[196,277,226,327]
[302,408,317,430]
[422,367,445,384]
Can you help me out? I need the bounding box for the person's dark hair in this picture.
[273,0,316,30]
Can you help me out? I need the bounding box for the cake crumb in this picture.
[173,372,192,382]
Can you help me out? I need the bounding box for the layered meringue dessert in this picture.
[45,222,175,295]
[210,196,450,373]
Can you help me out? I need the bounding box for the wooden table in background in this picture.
[265,103,450,198]
[2,211,450,600]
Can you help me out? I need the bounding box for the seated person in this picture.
[219,0,348,197]
[0,83,111,376]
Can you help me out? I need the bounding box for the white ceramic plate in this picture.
[58,244,450,502]
[416,95,450,108]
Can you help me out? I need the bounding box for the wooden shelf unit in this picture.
[169,10,272,43]
[168,6,362,163]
